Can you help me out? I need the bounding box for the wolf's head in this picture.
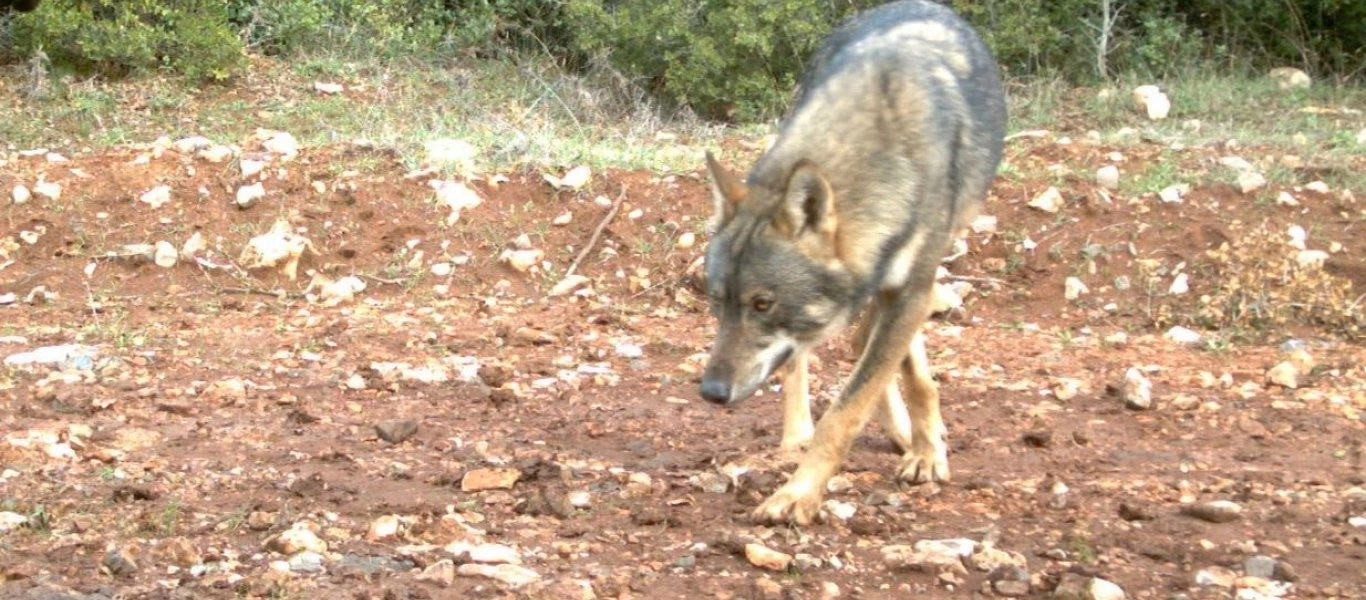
[697,151,862,405]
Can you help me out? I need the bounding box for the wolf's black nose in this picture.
[699,379,731,404]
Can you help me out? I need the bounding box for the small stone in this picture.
[968,544,1026,572]
[101,545,140,577]
[1118,501,1157,521]
[677,231,697,249]
[1182,500,1243,523]
[0,512,28,532]
[1158,184,1189,204]
[1305,181,1330,193]
[1296,249,1329,269]
[1120,368,1153,410]
[1168,273,1189,295]
[266,521,328,555]
[288,551,325,574]
[139,185,172,209]
[552,211,573,226]
[1170,394,1201,411]
[1265,362,1299,389]
[153,241,178,268]
[745,543,793,571]
[366,515,401,542]
[1028,187,1064,213]
[882,544,968,575]
[374,419,419,444]
[236,182,266,208]
[1238,171,1267,194]
[994,579,1031,596]
[1096,166,1120,190]
[457,563,540,588]
[1196,566,1237,587]
[1165,326,1202,344]
[1086,577,1126,600]
[1132,85,1170,120]
[753,578,784,599]
[417,559,455,587]
[1245,555,1277,579]
[11,184,30,204]
[462,468,522,492]
[1276,191,1300,207]
[1064,277,1089,300]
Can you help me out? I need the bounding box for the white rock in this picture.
[366,515,400,541]
[1087,577,1127,600]
[1287,225,1307,250]
[970,214,998,234]
[139,186,173,210]
[677,231,697,249]
[153,241,178,268]
[430,262,453,277]
[1158,184,1190,204]
[1357,128,1366,146]
[1064,277,1089,300]
[1168,273,1189,295]
[614,343,643,358]
[173,136,214,153]
[549,274,592,297]
[1165,326,1203,344]
[1305,181,1329,193]
[317,275,366,307]
[1266,361,1299,389]
[197,145,234,163]
[822,500,857,521]
[268,522,328,555]
[33,180,62,201]
[931,282,963,315]
[456,563,540,588]
[913,538,977,558]
[1132,85,1171,120]
[1121,367,1153,410]
[240,159,267,178]
[498,249,543,274]
[1238,171,1267,194]
[262,131,301,159]
[238,220,316,281]
[236,182,266,208]
[4,344,99,368]
[1220,156,1255,172]
[545,165,592,191]
[1296,249,1328,269]
[181,232,206,258]
[11,185,30,204]
[552,211,573,226]
[0,511,27,532]
[1028,187,1064,213]
[1095,165,1120,190]
[431,180,483,226]
[1276,191,1299,207]
[313,81,344,94]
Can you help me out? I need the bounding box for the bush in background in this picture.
[2,0,1362,121]
[6,0,245,80]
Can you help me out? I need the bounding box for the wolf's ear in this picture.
[705,150,747,227]
[773,159,836,239]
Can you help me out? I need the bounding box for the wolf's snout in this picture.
[699,378,732,405]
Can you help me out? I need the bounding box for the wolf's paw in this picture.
[896,439,950,485]
[751,480,823,526]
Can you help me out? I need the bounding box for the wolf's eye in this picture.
[751,297,773,313]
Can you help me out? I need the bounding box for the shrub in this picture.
[8,0,246,81]
[565,0,883,122]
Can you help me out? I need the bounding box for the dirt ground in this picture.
[1,130,1365,600]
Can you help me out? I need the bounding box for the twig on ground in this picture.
[563,184,628,279]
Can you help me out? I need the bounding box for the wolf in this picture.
[697,0,1007,525]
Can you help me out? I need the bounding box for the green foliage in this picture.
[3,0,1362,121]
[566,0,882,121]
[8,0,245,81]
